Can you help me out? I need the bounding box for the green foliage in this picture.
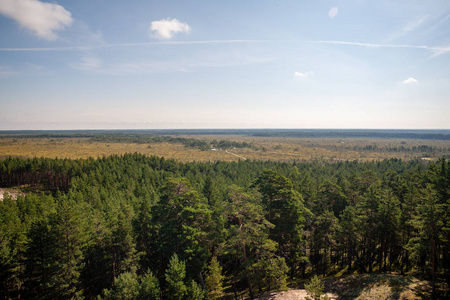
[0,195,27,299]
[310,210,338,276]
[1,154,450,298]
[153,177,212,279]
[305,275,330,300]
[253,170,311,277]
[204,257,224,299]
[223,185,289,298]
[23,197,86,299]
[187,280,205,300]
[101,272,139,300]
[100,270,160,300]
[165,254,187,300]
[138,270,160,300]
[89,133,253,151]
[335,206,358,271]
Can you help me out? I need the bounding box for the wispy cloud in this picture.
[0,46,93,52]
[71,55,102,71]
[312,40,428,49]
[70,48,275,75]
[72,60,187,75]
[0,0,73,40]
[328,7,338,19]
[68,21,106,48]
[1,37,449,59]
[0,40,264,52]
[402,16,428,34]
[70,52,189,75]
[387,16,428,42]
[110,62,187,74]
[0,65,19,77]
[402,77,418,84]
[310,40,450,57]
[149,18,190,40]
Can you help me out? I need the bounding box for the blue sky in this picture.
[0,0,449,130]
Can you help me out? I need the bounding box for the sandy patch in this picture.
[257,289,338,300]
[0,188,25,201]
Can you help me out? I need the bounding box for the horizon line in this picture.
[1,128,450,132]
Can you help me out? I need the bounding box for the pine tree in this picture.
[377,189,401,272]
[187,280,205,300]
[305,275,330,300]
[23,220,58,299]
[204,256,224,299]
[253,170,310,277]
[310,210,338,276]
[223,185,288,299]
[316,181,347,218]
[134,193,158,272]
[357,185,382,273]
[407,185,445,298]
[51,198,87,299]
[336,206,358,271]
[101,272,139,300]
[165,253,187,300]
[153,178,212,279]
[23,198,86,299]
[101,270,161,300]
[108,202,139,281]
[0,195,26,299]
[138,269,160,300]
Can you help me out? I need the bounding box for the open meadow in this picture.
[1,131,450,299]
[1,134,449,162]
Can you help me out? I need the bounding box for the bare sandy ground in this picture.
[257,289,338,300]
[0,188,25,201]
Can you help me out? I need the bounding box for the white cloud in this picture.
[0,0,73,40]
[402,77,418,84]
[149,18,190,40]
[328,7,338,18]
[294,71,308,78]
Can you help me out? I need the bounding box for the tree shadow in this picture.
[409,281,432,300]
[323,273,427,300]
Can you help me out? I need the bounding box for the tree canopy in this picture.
[0,154,449,298]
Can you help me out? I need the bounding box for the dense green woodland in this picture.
[0,154,449,299]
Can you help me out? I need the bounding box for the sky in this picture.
[0,0,450,130]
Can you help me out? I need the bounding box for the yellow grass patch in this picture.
[0,136,449,162]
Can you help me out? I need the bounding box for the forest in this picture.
[0,153,449,299]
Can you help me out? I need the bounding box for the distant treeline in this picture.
[0,132,254,151]
[357,144,450,153]
[247,129,450,140]
[90,134,253,150]
[2,129,450,140]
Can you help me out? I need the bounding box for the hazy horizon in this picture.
[1,1,450,130]
[2,128,450,134]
